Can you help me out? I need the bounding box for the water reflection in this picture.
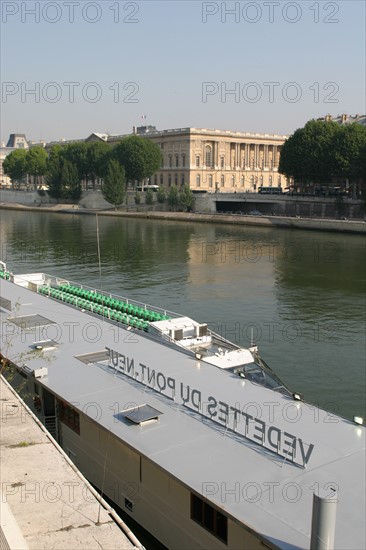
[1,210,365,419]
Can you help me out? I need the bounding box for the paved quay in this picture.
[0,376,141,550]
[1,202,365,234]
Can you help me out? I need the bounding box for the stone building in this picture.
[87,126,288,192]
[12,126,288,192]
[318,113,366,126]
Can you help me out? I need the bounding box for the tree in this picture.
[62,143,89,184]
[134,192,141,205]
[61,160,81,201]
[3,149,28,185]
[86,141,111,188]
[46,154,81,201]
[156,185,166,204]
[112,135,162,186]
[167,185,179,210]
[101,159,126,209]
[145,188,154,205]
[179,184,195,212]
[46,154,63,199]
[26,146,48,188]
[279,120,340,191]
[331,124,366,198]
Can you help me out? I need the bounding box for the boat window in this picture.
[191,493,228,544]
[231,361,291,395]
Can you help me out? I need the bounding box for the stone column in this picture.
[255,145,259,170]
[245,143,249,168]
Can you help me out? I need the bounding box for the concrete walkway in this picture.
[0,376,140,549]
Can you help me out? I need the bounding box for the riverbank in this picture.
[1,201,366,234]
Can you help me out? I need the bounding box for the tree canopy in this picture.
[101,159,126,209]
[156,185,166,204]
[279,119,366,196]
[46,153,81,201]
[112,135,162,184]
[167,184,179,210]
[179,184,195,212]
[3,149,28,183]
[26,146,48,185]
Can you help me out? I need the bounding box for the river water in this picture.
[1,209,365,421]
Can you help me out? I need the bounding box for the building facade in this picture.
[105,127,288,192]
[319,113,366,126]
[44,126,289,192]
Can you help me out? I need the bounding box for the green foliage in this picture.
[156,185,166,203]
[26,146,48,184]
[61,142,89,182]
[3,149,28,183]
[167,185,179,210]
[332,124,366,192]
[86,141,111,185]
[145,188,154,205]
[113,135,162,184]
[61,160,81,201]
[46,153,63,199]
[101,159,126,209]
[134,191,141,205]
[46,153,81,201]
[279,120,340,187]
[179,184,195,212]
[279,120,366,196]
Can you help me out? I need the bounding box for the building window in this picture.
[59,401,80,435]
[269,176,273,185]
[278,175,281,185]
[208,175,213,188]
[191,494,227,544]
[231,175,235,187]
[220,156,225,169]
[182,154,186,168]
[175,173,178,185]
[168,174,172,186]
[196,174,200,187]
[154,175,157,185]
[181,174,185,185]
[205,146,212,168]
[169,155,172,168]
[161,142,164,150]
[175,155,179,168]
[125,498,133,512]
[160,174,163,186]
[221,174,225,187]
[241,176,245,187]
[259,175,263,186]
[196,156,200,168]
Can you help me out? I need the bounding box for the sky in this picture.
[1,0,365,143]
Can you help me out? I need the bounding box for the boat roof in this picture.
[1,276,365,550]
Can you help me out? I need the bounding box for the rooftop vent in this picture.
[0,296,11,311]
[119,404,163,426]
[9,314,56,330]
[75,351,109,364]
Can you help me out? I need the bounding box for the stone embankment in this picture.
[1,200,365,234]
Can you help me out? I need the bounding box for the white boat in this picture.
[1,264,365,550]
